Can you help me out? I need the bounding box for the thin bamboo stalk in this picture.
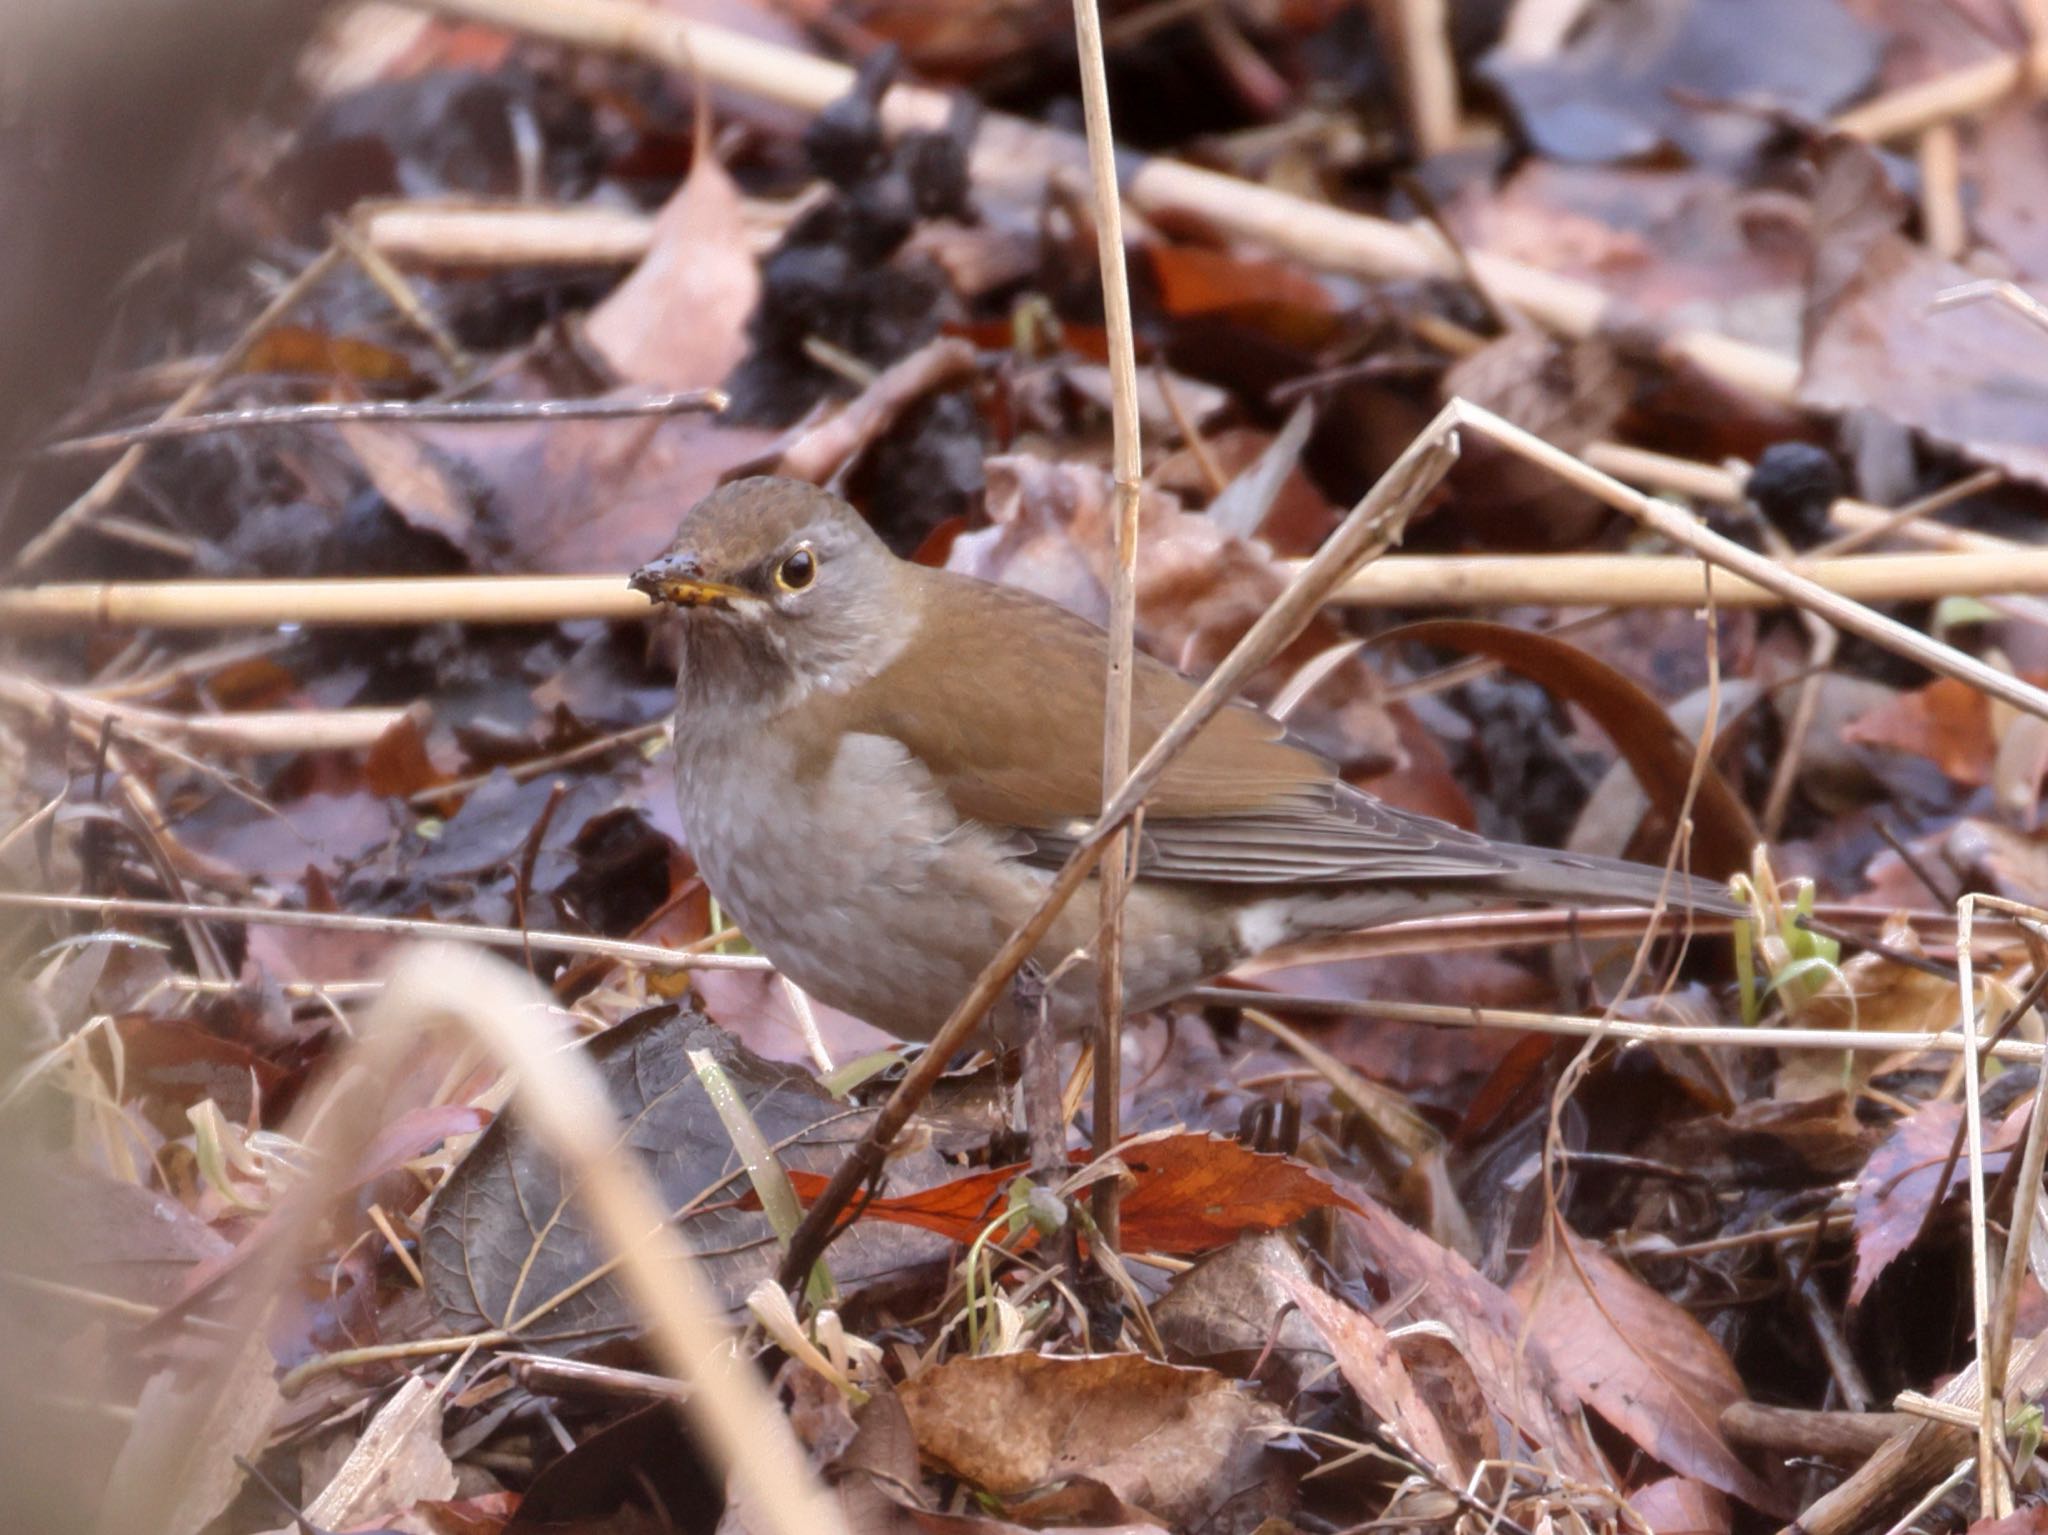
[16,549,2048,633]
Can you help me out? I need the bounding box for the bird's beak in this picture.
[629,552,750,609]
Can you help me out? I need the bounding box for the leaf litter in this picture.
[7,2,2048,1533]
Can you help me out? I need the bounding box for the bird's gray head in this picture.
[631,477,912,711]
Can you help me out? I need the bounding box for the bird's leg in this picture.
[1008,960,1068,1180]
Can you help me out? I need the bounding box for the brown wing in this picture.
[820,568,1516,887]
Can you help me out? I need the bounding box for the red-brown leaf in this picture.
[1512,1231,1786,1513]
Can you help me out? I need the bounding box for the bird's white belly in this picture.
[676,729,1026,1038]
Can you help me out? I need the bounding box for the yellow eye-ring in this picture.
[775,545,818,592]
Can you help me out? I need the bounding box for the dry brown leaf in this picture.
[1270,1269,1461,1477]
[1630,1475,1733,1535]
[338,420,476,546]
[1153,1232,1333,1394]
[586,153,757,389]
[1801,140,2048,488]
[1512,1230,1785,1514]
[1852,1096,2028,1305]
[897,1352,1282,1528]
[1843,676,1997,785]
[1337,1199,1607,1484]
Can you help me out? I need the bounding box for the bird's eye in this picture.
[775,546,817,592]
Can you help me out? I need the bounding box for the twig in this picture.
[1934,279,2048,336]
[0,673,405,753]
[1955,895,2006,1519]
[47,389,728,456]
[329,214,475,379]
[28,548,2048,633]
[408,720,666,806]
[1988,982,2048,1419]
[1179,988,2048,1063]
[1452,402,2048,722]
[1387,0,1461,155]
[1832,45,2048,143]
[1070,0,1141,1256]
[0,890,773,972]
[772,402,1465,1292]
[403,0,1800,404]
[1918,123,1967,259]
[12,242,346,572]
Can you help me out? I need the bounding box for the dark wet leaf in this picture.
[420,1004,952,1349]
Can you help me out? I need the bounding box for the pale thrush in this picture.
[632,477,1740,1043]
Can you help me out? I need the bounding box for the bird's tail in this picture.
[1481,840,1746,920]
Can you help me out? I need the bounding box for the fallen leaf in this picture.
[1631,1475,1733,1535]
[1801,139,2048,489]
[296,1375,457,1533]
[1338,1197,1608,1484]
[768,1131,1366,1252]
[1512,1230,1786,1513]
[1852,1096,2028,1304]
[420,1004,953,1346]
[898,1352,1283,1527]
[1148,244,1344,349]
[1152,1232,1334,1393]
[339,420,476,547]
[1271,1268,1461,1476]
[1844,677,1997,785]
[1774,937,1961,1102]
[1483,0,1880,166]
[585,153,757,389]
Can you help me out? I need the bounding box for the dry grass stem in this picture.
[329,214,475,378]
[1953,896,2006,1518]
[1387,0,1461,154]
[1917,123,1967,259]
[361,200,659,266]
[1070,0,1143,1249]
[48,389,726,456]
[0,891,773,973]
[1182,988,2047,1064]
[0,672,405,753]
[1452,401,2048,721]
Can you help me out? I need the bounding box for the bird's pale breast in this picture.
[674,719,1240,1041]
